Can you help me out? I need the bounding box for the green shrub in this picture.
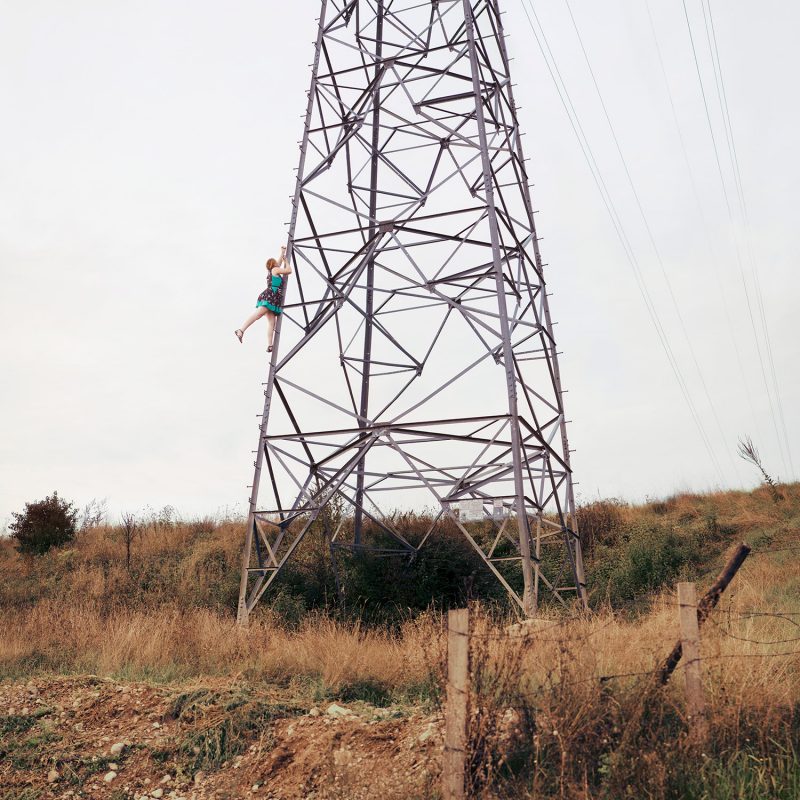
[590,524,703,607]
[270,519,508,623]
[9,492,77,555]
[269,588,308,627]
[168,688,301,774]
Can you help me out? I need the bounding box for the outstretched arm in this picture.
[274,245,293,275]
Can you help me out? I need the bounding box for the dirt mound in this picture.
[0,677,443,800]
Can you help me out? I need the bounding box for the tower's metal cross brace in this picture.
[237,0,587,625]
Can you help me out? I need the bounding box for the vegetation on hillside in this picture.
[1,484,798,798]
[8,491,78,556]
[2,483,797,619]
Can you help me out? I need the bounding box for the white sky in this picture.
[1,0,798,525]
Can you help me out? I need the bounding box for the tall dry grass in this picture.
[1,545,797,700]
[0,600,440,692]
[1,487,798,800]
[1,483,798,691]
[2,562,797,797]
[2,511,798,798]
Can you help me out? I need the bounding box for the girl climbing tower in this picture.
[235,245,291,352]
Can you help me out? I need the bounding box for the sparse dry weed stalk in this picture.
[455,598,799,798]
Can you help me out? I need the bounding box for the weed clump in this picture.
[575,498,627,554]
[167,688,302,774]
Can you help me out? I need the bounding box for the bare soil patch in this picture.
[0,676,442,800]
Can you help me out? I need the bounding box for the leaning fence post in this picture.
[443,607,469,800]
[677,581,707,742]
[660,542,751,684]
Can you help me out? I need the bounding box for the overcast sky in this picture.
[1,0,797,525]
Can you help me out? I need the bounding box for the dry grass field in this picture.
[1,484,798,798]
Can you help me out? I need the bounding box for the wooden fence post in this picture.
[660,542,751,684]
[677,582,707,742]
[443,608,469,800]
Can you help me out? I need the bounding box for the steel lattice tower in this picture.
[237,0,587,625]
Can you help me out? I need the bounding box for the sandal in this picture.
[235,329,244,343]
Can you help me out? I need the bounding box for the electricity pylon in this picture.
[237,0,587,625]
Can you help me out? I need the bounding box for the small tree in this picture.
[10,492,78,555]
[120,512,138,572]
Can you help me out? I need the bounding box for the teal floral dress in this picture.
[257,273,284,314]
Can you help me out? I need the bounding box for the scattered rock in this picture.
[109,762,119,770]
[308,707,320,717]
[193,771,205,785]
[110,741,126,755]
[151,789,164,799]
[333,747,353,766]
[47,768,60,783]
[103,771,117,783]
[418,723,436,744]
[326,703,353,718]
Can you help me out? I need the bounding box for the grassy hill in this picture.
[2,482,797,622]
[1,484,798,798]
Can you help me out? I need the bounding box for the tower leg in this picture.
[463,0,537,616]
[353,0,384,549]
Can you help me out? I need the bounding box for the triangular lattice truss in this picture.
[237,0,587,624]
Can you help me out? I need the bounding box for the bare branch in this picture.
[737,436,782,503]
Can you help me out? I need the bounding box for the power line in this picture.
[701,0,795,480]
[680,0,789,480]
[562,0,737,484]
[517,0,726,484]
[643,0,757,471]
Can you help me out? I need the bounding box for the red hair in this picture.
[266,258,278,269]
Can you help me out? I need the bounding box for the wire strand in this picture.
[701,0,795,480]
[517,0,726,484]
[706,616,800,645]
[562,0,734,484]
[680,0,788,478]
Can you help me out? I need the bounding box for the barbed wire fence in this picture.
[441,538,800,799]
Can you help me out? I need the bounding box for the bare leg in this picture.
[236,307,269,341]
[266,311,276,350]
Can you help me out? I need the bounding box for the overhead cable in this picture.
[643,0,757,469]
[680,0,791,479]
[517,0,726,484]
[563,0,738,483]
[700,0,795,479]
